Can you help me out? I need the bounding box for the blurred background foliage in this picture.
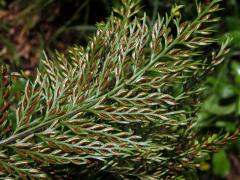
[0,0,240,179]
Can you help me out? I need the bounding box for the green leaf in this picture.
[232,61,240,85]
[215,121,236,132]
[212,150,230,177]
[203,95,236,115]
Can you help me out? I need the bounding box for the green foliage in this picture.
[197,52,240,178]
[198,59,240,132]
[220,0,240,49]
[225,17,240,48]
[0,0,237,179]
[212,150,230,177]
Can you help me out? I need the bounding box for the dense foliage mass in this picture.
[0,0,238,179]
